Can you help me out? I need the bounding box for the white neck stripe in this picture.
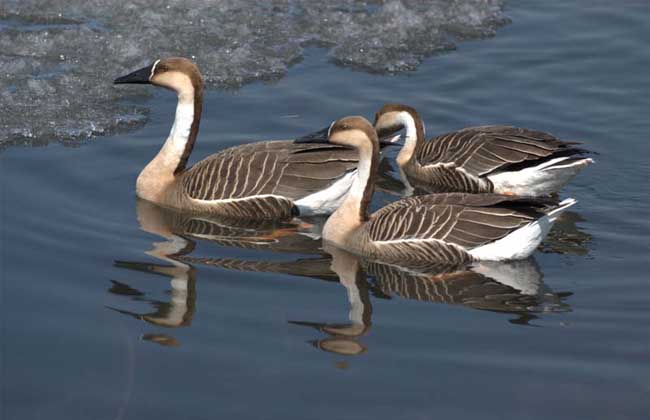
[398,111,418,139]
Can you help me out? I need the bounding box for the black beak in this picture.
[114,63,154,85]
[294,125,331,144]
[376,124,404,148]
[375,125,401,140]
[378,134,402,147]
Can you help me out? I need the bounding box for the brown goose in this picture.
[297,116,576,264]
[373,104,594,196]
[114,57,394,220]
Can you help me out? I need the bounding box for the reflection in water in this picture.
[107,213,198,346]
[110,199,572,350]
[367,259,568,315]
[290,248,373,356]
[539,211,592,255]
[290,246,572,356]
[109,200,337,346]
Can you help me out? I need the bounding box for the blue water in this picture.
[2,1,649,419]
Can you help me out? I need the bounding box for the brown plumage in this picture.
[135,198,326,254]
[358,193,549,265]
[321,116,577,264]
[114,57,367,220]
[374,103,593,195]
[416,126,586,183]
[180,141,358,202]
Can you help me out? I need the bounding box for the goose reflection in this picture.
[108,199,338,346]
[539,210,592,255]
[290,246,373,356]
[291,245,572,356]
[107,204,199,346]
[110,199,572,350]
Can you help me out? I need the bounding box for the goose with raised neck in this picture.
[301,116,577,265]
[114,57,373,220]
[374,103,593,196]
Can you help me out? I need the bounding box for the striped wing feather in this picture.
[366,194,541,249]
[418,126,586,176]
[180,141,358,201]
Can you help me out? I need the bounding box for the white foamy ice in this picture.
[0,0,507,146]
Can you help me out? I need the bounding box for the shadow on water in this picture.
[108,197,582,350]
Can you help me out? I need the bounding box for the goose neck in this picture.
[323,140,378,246]
[136,84,202,203]
[396,111,425,168]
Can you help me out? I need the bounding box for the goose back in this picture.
[179,140,358,201]
[357,194,549,264]
[417,125,588,177]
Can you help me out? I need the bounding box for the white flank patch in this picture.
[488,157,593,196]
[295,170,357,215]
[469,198,576,261]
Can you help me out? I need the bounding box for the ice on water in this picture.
[0,0,507,146]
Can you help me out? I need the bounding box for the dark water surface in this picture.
[2,1,649,419]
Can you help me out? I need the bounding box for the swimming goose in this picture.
[298,116,577,264]
[373,104,594,196]
[114,57,391,220]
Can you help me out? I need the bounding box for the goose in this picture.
[373,103,594,196]
[113,57,397,220]
[297,116,577,265]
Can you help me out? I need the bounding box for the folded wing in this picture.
[418,126,588,177]
[366,193,547,250]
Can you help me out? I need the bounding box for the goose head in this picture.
[328,116,379,151]
[114,57,203,99]
[373,103,423,140]
[296,116,379,150]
